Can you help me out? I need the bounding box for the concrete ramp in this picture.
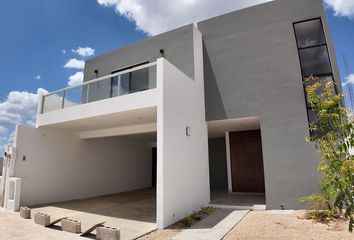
[172,209,248,240]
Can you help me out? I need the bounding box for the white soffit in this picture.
[41,106,157,132]
[208,116,260,138]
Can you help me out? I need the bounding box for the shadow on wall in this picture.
[203,41,227,121]
[208,137,228,191]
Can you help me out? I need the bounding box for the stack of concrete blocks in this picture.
[96,225,120,240]
[61,218,81,234]
[20,206,31,219]
[34,212,50,227]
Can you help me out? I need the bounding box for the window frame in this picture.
[293,18,327,50]
[298,45,333,77]
[292,18,338,136]
[110,61,149,98]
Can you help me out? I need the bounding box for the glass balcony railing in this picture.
[41,62,157,114]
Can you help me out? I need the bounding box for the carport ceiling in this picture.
[43,107,157,131]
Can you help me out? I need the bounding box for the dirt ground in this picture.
[138,229,181,240]
[0,209,352,240]
[139,210,353,240]
[223,210,353,240]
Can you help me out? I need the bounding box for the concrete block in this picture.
[20,206,31,219]
[34,213,50,226]
[96,225,120,240]
[61,218,81,234]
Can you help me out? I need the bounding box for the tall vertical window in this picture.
[293,18,337,136]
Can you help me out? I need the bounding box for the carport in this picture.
[12,55,210,231]
[15,123,158,238]
[30,188,156,239]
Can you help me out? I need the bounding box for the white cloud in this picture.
[97,0,271,35]
[64,58,85,69]
[68,72,84,86]
[324,0,354,18]
[72,47,95,57]
[0,88,48,153]
[343,74,354,87]
[35,75,41,80]
[0,126,6,134]
[62,49,67,54]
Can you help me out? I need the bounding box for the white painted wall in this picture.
[14,125,152,206]
[156,25,209,228]
[79,123,157,139]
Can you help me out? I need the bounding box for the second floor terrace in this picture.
[36,61,159,131]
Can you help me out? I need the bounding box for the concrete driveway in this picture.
[0,209,82,240]
[1,188,156,240]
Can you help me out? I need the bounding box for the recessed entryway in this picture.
[207,117,266,208]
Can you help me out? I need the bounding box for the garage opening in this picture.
[28,131,158,239]
[207,117,266,209]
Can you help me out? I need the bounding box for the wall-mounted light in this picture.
[160,49,165,58]
[94,70,100,88]
[186,126,191,137]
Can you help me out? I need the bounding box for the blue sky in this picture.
[326,8,354,107]
[0,0,146,97]
[0,0,353,152]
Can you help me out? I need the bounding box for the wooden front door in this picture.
[229,130,265,193]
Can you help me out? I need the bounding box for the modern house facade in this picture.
[1,0,342,229]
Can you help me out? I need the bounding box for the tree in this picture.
[304,75,354,232]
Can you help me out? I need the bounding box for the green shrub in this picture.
[303,76,354,232]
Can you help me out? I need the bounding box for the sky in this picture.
[0,0,353,153]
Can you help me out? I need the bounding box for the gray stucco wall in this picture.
[208,138,228,190]
[198,0,340,209]
[81,0,341,210]
[84,24,195,81]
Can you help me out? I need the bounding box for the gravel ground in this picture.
[223,210,353,240]
[139,210,353,240]
[137,229,181,240]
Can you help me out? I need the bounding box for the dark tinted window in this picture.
[110,73,130,97]
[307,109,323,138]
[299,46,331,76]
[293,18,337,137]
[294,19,326,48]
[307,109,317,125]
[130,67,149,93]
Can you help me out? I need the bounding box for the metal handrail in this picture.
[44,62,157,97]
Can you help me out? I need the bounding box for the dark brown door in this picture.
[230,130,265,193]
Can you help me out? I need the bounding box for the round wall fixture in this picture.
[186,126,191,137]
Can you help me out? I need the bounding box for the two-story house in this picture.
[1,0,341,230]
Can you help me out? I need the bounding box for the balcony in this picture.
[40,62,157,114]
[36,62,158,131]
